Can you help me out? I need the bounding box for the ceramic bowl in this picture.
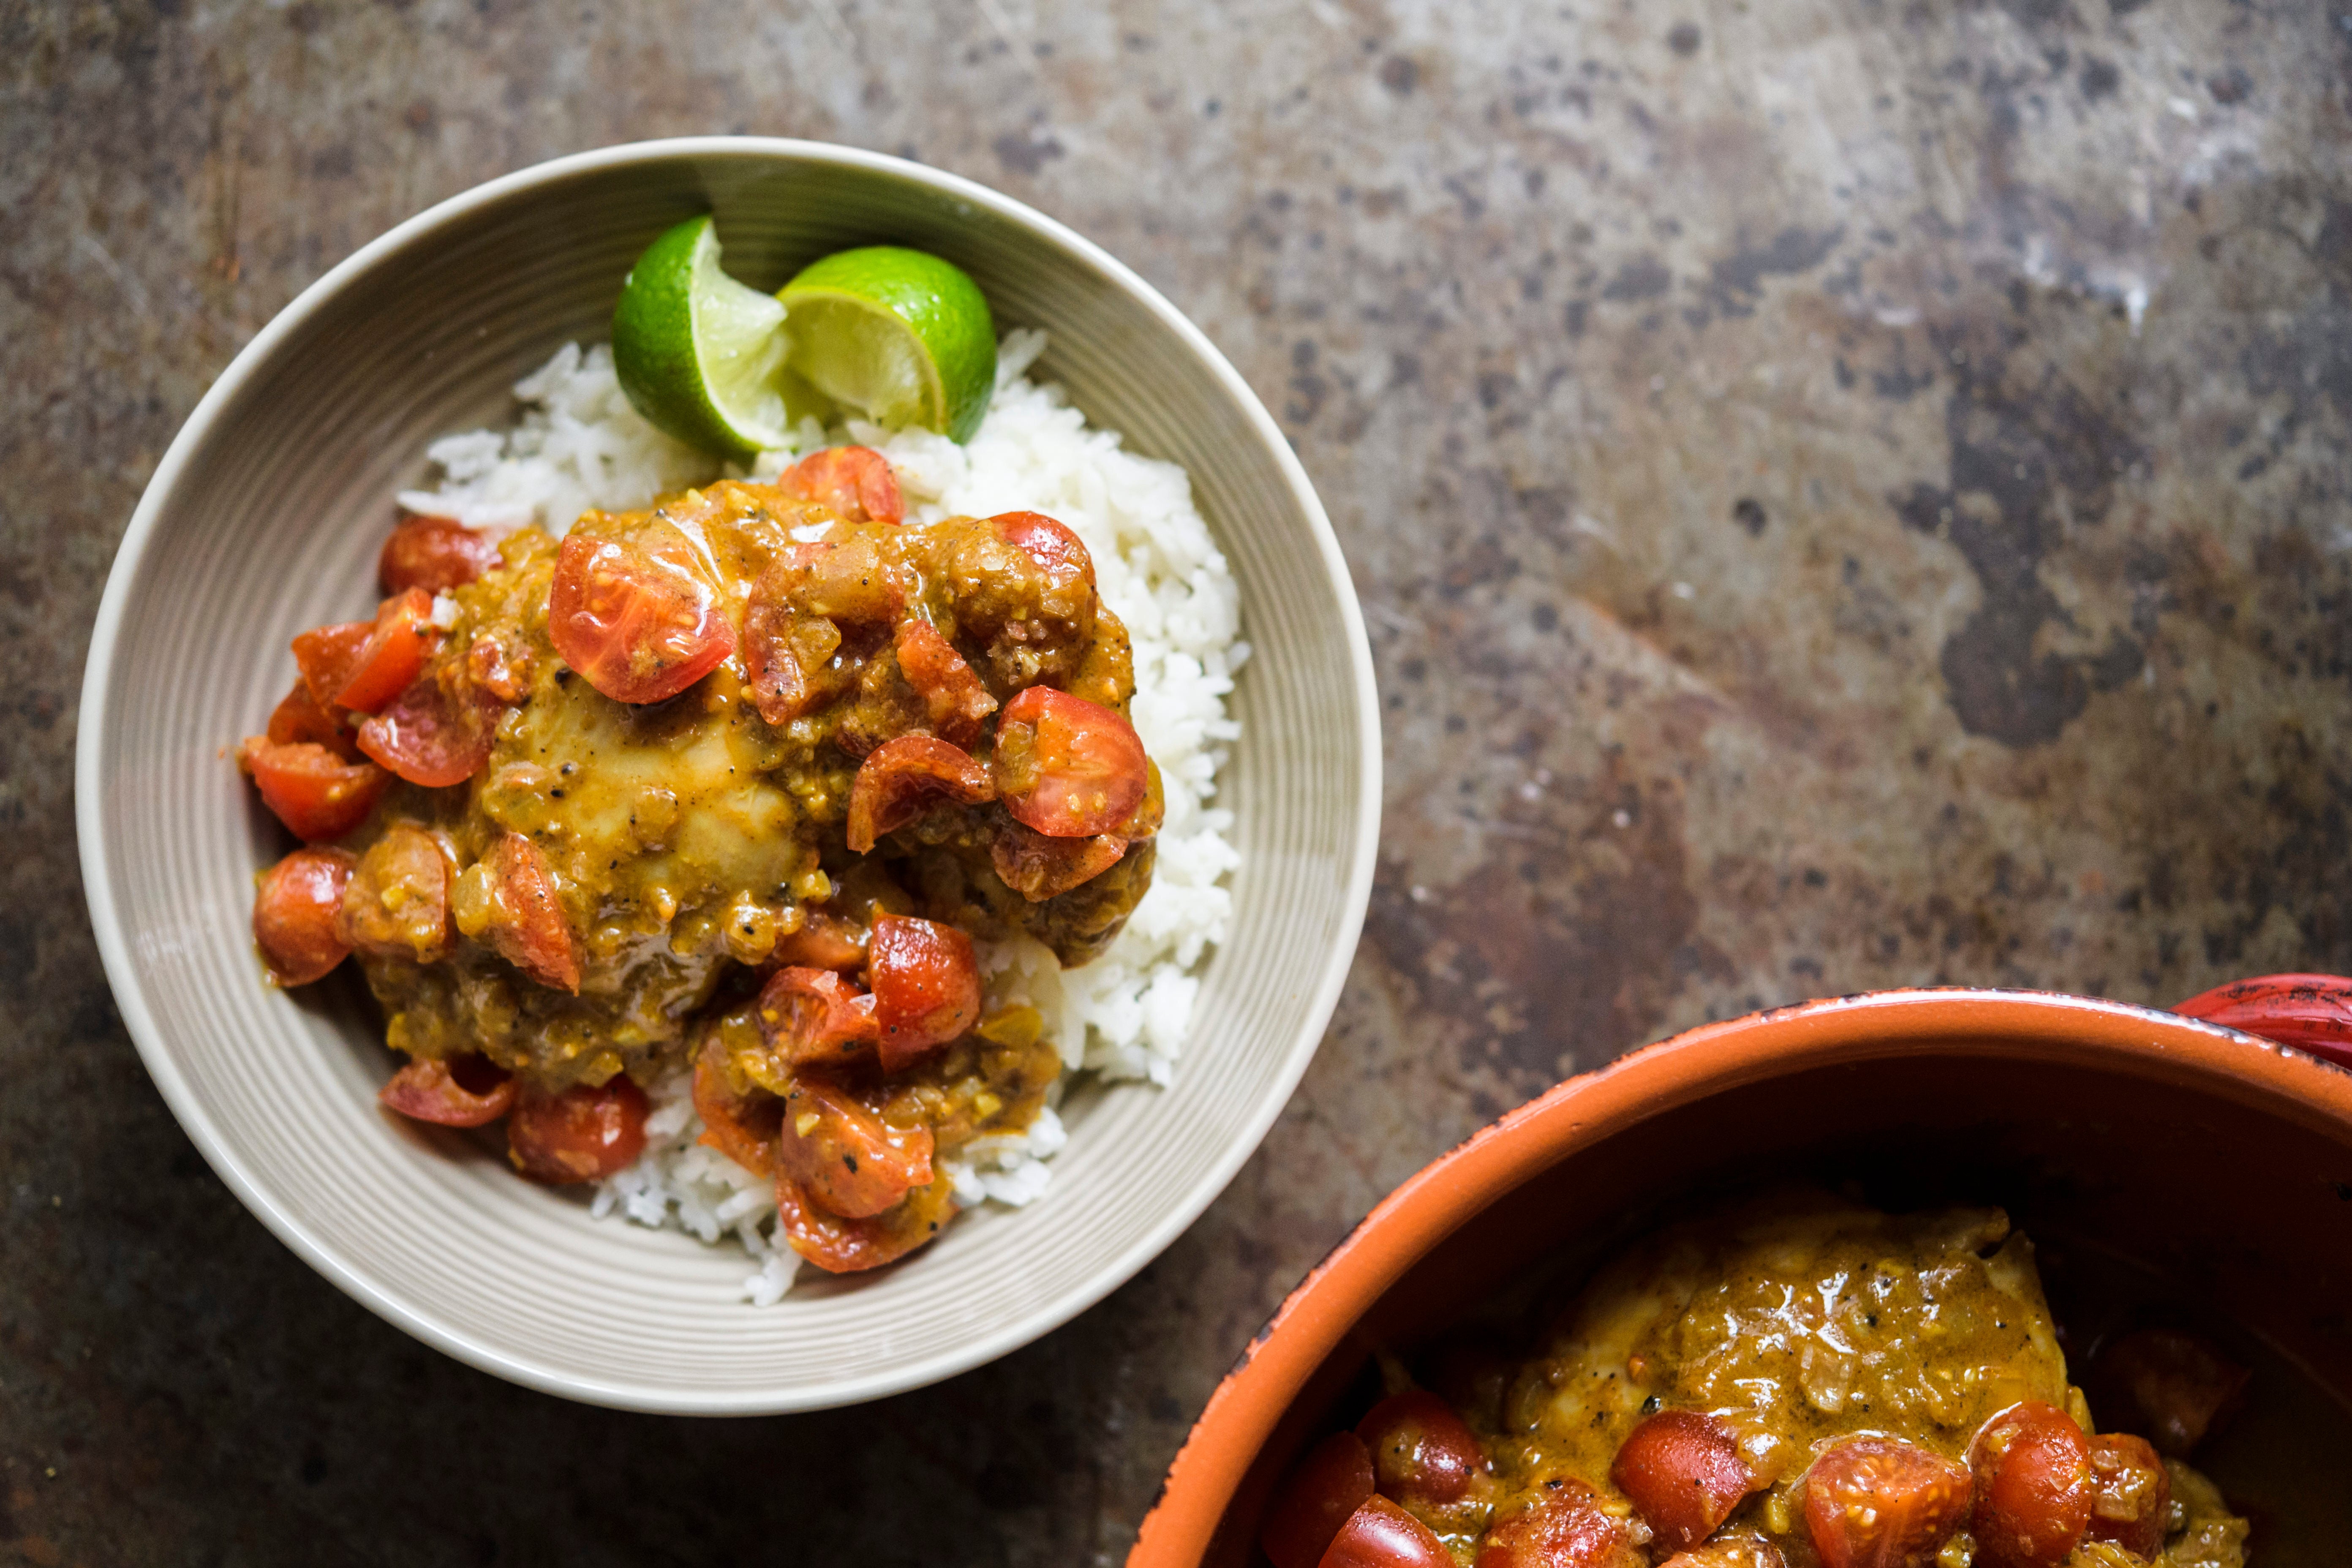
[76,138,1378,1413]
[1132,985,2352,1565]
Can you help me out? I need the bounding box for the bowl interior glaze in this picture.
[77,139,1378,1413]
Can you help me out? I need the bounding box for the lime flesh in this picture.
[612,215,802,457]
[780,247,997,443]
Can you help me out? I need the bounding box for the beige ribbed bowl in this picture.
[76,139,1379,1413]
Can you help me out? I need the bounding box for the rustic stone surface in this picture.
[5,1,2348,1562]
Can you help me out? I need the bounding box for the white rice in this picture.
[398,333,1244,1301]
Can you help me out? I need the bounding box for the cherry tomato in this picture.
[692,1037,782,1176]
[252,847,356,985]
[1969,1401,2092,1568]
[774,1075,936,1219]
[1261,1432,1377,1568]
[379,514,501,593]
[845,734,996,852]
[2087,1328,2249,1456]
[292,618,373,708]
[773,1169,957,1273]
[769,911,868,972]
[356,669,500,787]
[378,1055,516,1127]
[333,587,438,713]
[237,736,390,842]
[547,528,734,704]
[506,1077,649,1183]
[756,966,880,1067]
[1802,1437,1970,1568]
[2083,1432,2169,1559]
[266,680,362,760]
[1657,1535,1787,1568]
[1474,1478,1646,1568]
[1356,1390,1485,1507]
[992,686,1149,838]
[991,819,1127,901]
[989,511,1095,589]
[894,616,997,746]
[335,822,452,963]
[1321,1495,1451,1568]
[867,915,982,1072]
[1610,1410,1764,1554]
[780,445,904,524]
[466,833,579,992]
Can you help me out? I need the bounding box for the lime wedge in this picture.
[612,215,808,457]
[779,247,997,443]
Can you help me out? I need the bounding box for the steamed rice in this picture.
[397,333,1244,1301]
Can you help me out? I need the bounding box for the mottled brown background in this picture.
[5,0,2349,1563]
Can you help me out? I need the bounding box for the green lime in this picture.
[779,247,997,444]
[612,215,812,457]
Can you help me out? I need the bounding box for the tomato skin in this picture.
[993,686,1149,838]
[1802,1437,1971,1568]
[1356,1390,1485,1507]
[335,822,453,963]
[1609,1410,1763,1554]
[693,1037,783,1176]
[989,511,1095,589]
[267,680,363,760]
[2082,1433,2169,1559]
[378,1055,516,1127]
[1474,1478,1646,1568]
[293,618,373,709]
[894,617,998,746]
[773,1169,957,1273]
[1968,1402,2092,1568]
[770,912,868,972]
[333,588,438,713]
[461,833,579,992]
[845,735,996,852]
[1320,1495,1451,1568]
[991,819,1128,901]
[252,847,356,985]
[356,669,500,788]
[1262,1432,1378,1568]
[780,445,904,525]
[756,966,881,1068]
[867,915,982,1072]
[547,529,734,704]
[380,515,501,594]
[506,1077,649,1183]
[774,1075,936,1219]
[238,736,390,842]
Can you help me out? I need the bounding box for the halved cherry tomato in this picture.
[780,445,904,524]
[292,618,373,708]
[237,736,390,842]
[1356,1390,1484,1507]
[894,616,997,746]
[867,915,982,1072]
[1474,1478,1645,1568]
[1658,1535,1787,1568]
[506,1077,648,1183]
[1610,1409,1764,1554]
[333,587,438,713]
[774,1075,936,1219]
[378,1055,516,1127]
[756,966,881,1067]
[379,514,501,594]
[2083,1432,2169,1559]
[252,847,356,985]
[462,833,579,992]
[693,1037,782,1176]
[547,528,734,704]
[335,822,452,963]
[1262,1432,1378,1568]
[1322,1495,1451,1568]
[266,680,362,759]
[989,511,1095,589]
[356,670,500,788]
[2087,1328,2249,1456]
[992,685,1149,838]
[770,911,868,972]
[991,820,1128,901]
[1802,1437,1970,1568]
[1969,1401,2091,1568]
[773,1169,956,1273]
[845,734,996,852]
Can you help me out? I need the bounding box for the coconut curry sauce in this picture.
[238,447,1162,1272]
[1261,1194,2253,1568]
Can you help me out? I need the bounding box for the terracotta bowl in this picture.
[76,139,1379,1413]
[1132,984,2352,1565]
